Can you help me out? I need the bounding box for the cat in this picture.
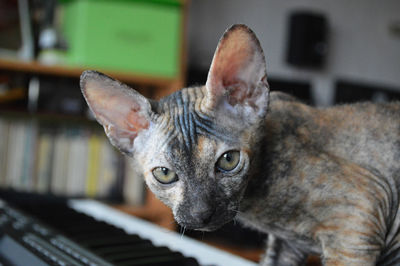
[80,24,400,266]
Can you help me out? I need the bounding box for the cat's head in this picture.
[80,24,269,231]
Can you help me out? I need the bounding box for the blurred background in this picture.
[187,0,400,106]
[0,0,399,264]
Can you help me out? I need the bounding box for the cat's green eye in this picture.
[216,151,240,172]
[152,167,178,184]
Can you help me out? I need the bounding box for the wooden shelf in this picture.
[0,58,175,87]
[0,58,185,99]
[0,0,188,100]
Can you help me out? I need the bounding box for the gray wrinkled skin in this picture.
[81,25,400,265]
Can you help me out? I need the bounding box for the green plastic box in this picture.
[60,0,182,78]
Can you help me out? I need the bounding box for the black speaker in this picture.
[286,11,328,69]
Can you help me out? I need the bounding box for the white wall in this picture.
[187,0,400,105]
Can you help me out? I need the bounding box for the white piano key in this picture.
[69,199,257,266]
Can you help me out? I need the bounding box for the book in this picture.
[35,131,55,193]
[65,130,88,196]
[86,134,101,197]
[0,119,9,186]
[51,131,70,195]
[124,158,145,206]
[20,121,38,191]
[96,138,117,198]
[5,121,26,189]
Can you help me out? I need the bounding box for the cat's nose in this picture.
[192,205,216,225]
[201,208,216,225]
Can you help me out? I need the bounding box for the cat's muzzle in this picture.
[175,206,237,231]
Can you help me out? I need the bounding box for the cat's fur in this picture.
[80,24,400,265]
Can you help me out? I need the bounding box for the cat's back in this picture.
[267,91,400,185]
[323,99,400,187]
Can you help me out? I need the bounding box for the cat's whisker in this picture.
[180,226,186,239]
[228,207,244,216]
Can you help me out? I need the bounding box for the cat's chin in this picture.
[181,221,227,232]
[193,224,225,232]
[177,211,236,232]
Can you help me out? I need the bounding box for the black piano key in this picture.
[78,235,147,248]
[114,252,184,264]
[72,231,127,242]
[63,226,124,236]
[103,246,173,260]
[181,257,201,266]
[69,226,135,238]
[94,241,154,256]
[115,253,199,266]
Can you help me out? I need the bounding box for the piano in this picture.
[0,191,257,266]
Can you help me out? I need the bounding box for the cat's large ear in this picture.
[204,24,269,122]
[80,71,153,156]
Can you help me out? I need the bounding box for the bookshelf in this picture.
[0,5,188,227]
[0,62,178,228]
[0,0,188,229]
[0,58,185,99]
[0,57,183,216]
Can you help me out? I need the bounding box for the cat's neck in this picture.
[242,91,314,196]
[235,94,320,251]
[238,92,316,223]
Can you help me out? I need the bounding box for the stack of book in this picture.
[0,117,145,205]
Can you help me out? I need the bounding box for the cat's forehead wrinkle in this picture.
[152,107,178,152]
[155,87,234,152]
[174,89,197,151]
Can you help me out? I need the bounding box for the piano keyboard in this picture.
[0,193,256,266]
[70,200,257,266]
